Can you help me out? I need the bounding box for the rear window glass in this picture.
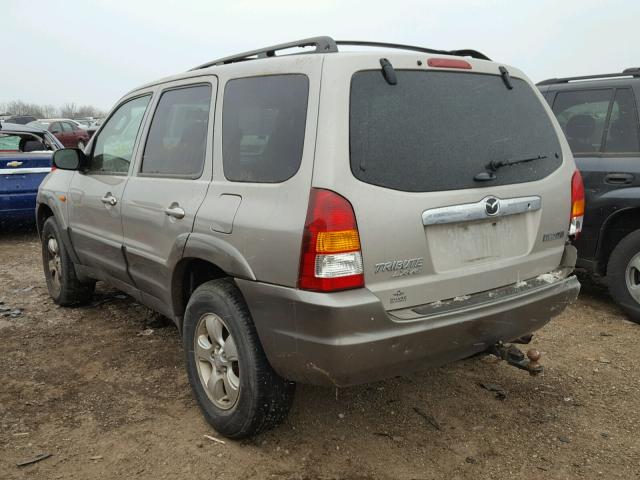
[605,89,640,153]
[223,75,309,183]
[350,70,563,192]
[552,89,612,154]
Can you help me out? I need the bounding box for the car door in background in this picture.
[549,87,640,261]
[49,122,65,146]
[60,121,82,148]
[68,94,152,287]
[121,80,215,311]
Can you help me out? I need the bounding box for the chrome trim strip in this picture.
[1,167,51,175]
[422,195,541,226]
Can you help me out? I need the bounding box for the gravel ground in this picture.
[1,225,639,479]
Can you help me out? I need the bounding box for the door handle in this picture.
[604,173,634,185]
[101,194,117,206]
[164,203,185,219]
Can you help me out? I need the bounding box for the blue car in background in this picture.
[0,122,63,223]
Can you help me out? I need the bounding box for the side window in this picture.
[141,84,211,177]
[61,122,73,133]
[90,95,151,174]
[604,89,640,153]
[0,134,21,151]
[222,74,309,183]
[552,89,612,154]
[50,122,62,134]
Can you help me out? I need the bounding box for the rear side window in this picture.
[350,71,562,192]
[222,75,309,183]
[142,84,211,177]
[552,89,612,154]
[604,89,640,153]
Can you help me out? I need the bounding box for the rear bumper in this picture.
[237,275,580,387]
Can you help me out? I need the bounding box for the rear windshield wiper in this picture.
[488,154,547,172]
[474,154,548,181]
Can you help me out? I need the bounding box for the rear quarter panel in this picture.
[1,153,53,218]
[191,55,323,286]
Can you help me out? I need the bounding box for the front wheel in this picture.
[183,278,295,438]
[77,140,85,150]
[41,217,95,305]
[607,230,640,324]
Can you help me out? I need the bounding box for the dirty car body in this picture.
[37,37,580,437]
[1,122,62,221]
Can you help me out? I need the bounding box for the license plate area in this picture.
[426,215,530,272]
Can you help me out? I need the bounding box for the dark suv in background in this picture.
[538,68,640,322]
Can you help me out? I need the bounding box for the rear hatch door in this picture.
[315,54,574,311]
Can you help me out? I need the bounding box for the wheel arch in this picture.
[171,233,256,327]
[36,202,55,238]
[597,207,640,275]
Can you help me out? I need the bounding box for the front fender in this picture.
[36,171,79,263]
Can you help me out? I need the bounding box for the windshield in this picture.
[349,70,563,192]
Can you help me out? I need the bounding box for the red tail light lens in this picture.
[570,170,585,238]
[298,189,364,292]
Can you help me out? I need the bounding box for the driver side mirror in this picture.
[52,148,87,171]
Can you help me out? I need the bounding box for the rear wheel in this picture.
[183,278,295,438]
[77,140,85,150]
[41,217,95,306]
[607,230,640,323]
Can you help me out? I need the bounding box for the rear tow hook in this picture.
[488,341,543,376]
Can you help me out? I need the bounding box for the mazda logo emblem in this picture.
[485,197,500,216]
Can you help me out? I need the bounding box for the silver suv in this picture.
[37,37,581,438]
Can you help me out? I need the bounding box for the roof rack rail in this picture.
[190,36,338,70]
[190,36,491,70]
[537,68,640,86]
[335,40,491,61]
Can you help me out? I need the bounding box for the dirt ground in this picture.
[1,225,639,480]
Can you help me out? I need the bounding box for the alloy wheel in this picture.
[46,236,62,297]
[194,313,240,410]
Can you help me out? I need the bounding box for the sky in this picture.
[1,0,638,111]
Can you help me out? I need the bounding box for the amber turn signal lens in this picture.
[316,230,360,253]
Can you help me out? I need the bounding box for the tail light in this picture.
[570,170,585,238]
[298,189,364,292]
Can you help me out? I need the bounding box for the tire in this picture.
[77,140,85,150]
[183,278,295,439]
[41,217,95,306]
[607,230,640,324]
